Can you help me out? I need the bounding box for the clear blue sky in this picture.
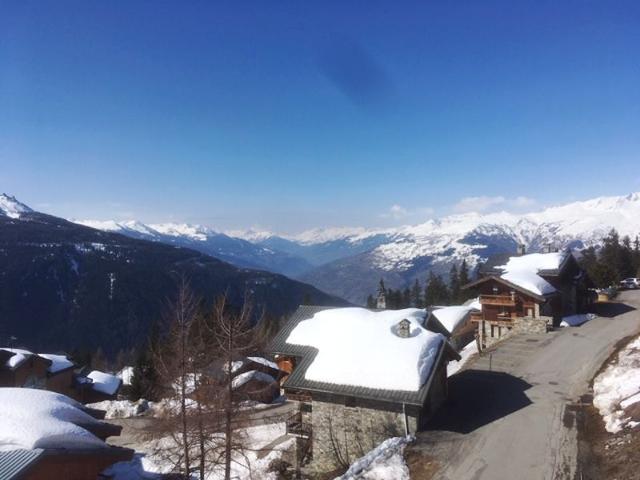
[2,1,639,232]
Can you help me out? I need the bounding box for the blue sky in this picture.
[2,1,640,232]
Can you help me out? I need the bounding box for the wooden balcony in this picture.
[479,294,516,307]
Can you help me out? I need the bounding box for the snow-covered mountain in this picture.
[73,219,313,277]
[70,192,640,304]
[0,193,33,219]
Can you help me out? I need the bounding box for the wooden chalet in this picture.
[269,305,460,471]
[463,247,593,349]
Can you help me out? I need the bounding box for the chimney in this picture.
[397,319,411,338]
[517,244,526,256]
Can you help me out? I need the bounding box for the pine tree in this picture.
[449,264,460,303]
[402,287,412,308]
[366,294,376,309]
[425,272,450,306]
[410,279,422,308]
[459,259,470,287]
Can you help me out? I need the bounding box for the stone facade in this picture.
[304,398,416,473]
[480,315,551,350]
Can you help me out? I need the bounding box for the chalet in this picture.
[0,388,133,480]
[463,246,593,349]
[269,305,459,472]
[0,348,123,403]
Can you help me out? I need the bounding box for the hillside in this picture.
[0,195,345,355]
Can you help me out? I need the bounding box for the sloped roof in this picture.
[0,449,44,480]
[268,305,459,407]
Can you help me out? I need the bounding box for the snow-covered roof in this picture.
[232,370,276,389]
[1,348,35,369]
[431,306,474,334]
[38,353,74,374]
[0,388,106,451]
[246,356,280,371]
[87,371,122,396]
[493,252,565,296]
[285,307,445,392]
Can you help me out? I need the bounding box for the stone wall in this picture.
[480,315,552,350]
[305,399,418,473]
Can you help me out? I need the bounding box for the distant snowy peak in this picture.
[225,228,279,243]
[0,194,33,219]
[75,220,218,241]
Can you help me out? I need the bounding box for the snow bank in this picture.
[87,370,122,395]
[1,347,33,368]
[494,252,563,295]
[88,399,151,419]
[0,388,105,451]
[336,436,413,480]
[232,370,275,389]
[431,306,473,334]
[560,313,596,327]
[103,422,295,480]
[286,308,444,391]
[593,337,640,433]
[447,341,479,377]
[39,353,74,373]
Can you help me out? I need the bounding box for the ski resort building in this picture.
[269,305,459,472]
[462,247,593,350]
[0,348,123,403]
[0,388,133,480]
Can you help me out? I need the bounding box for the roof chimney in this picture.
[517,244,526,256]
[396,319,411,338]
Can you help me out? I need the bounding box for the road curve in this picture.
[410,290,640,480]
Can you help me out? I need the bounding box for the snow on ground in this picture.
[39,353,74,373]
[232,370,275,389]
[431,305,473,334]
[88,399,152,419]
[87,370,122,395]
[447,341,479,377]
[103,422,295,480]
[336,436,413,480]
[593,336,640,433]
[0,388,106,450]
[118,366,134,386]
[0,347,33,368]
[494,252,564,295]
[560,313,596,327]
[286,308,444,391]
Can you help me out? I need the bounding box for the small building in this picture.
[0,349,123,403]
[0,388,133,480]
[269,305,459,473]
[232,370,281,404]
[463,248,593,349]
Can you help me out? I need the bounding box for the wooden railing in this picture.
[479,294,516,307]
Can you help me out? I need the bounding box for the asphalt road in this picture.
[410,290,640,480]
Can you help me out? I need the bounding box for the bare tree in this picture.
[152,280,200,478]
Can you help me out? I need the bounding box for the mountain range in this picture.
[75,192,640,304]
[0,194,344,355]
